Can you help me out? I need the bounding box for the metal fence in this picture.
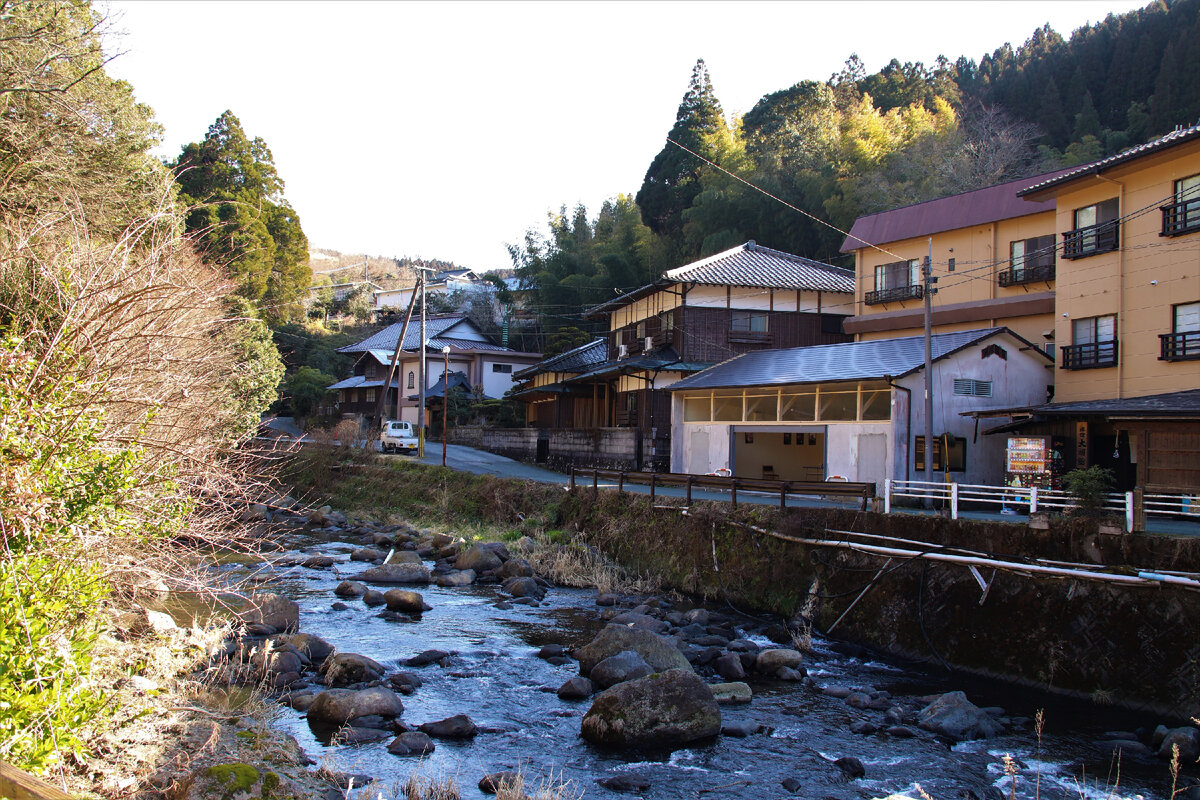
[885,479,1200,531]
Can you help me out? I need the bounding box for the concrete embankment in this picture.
[552,489,1200,718]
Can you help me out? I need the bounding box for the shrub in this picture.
[1062,466,1116,512]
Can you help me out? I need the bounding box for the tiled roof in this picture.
[567,348,711,383]
[327,375,400,391]
[586,241,852,316]
[668,328,1028,391]
[839,168,1073,253]
[338,316,466,353]
[513,338,607,379]
[1019,123,1200,197]
[1029,389,1200,417]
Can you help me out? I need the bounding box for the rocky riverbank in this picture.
[184,502,1200,800]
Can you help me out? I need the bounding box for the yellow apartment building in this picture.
[840,169,1071,350]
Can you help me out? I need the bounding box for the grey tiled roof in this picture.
[338,316,467,353]
[1018,123,1200,196]
[586,241,852,316]
[664,241,854,292]
[327,375,400,391]
[669,328,1020,391]
[1029,389,1200,417]
[513,338,607,379]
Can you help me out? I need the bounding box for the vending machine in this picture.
[1005,436,1065,489]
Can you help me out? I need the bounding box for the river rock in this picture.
[387,731,435,756]
[385,550,422,565]
[497,557,534,580]
[351,547,387,562]
[709,681,752,704]
[598,775,651,792]
[307,686,405,726]
[362,589,386,606]
[610,611,670,634]
[419,714,478,739]
[349,563,430,584]
[581,669,721,749]
[1159,726,1200,761]
[575,625,692,676]
[300,555,335,569]
[502,576,545,600]
[917,691,1002,741]
[384,589,429,613]
[456,544,504,572]
[334,726,391,745]
[590,650,653,689]
[834,756,865,779]
[322,652,385,687]
[435,569,476,587]
[479,772,520,794]
[755,648,803,673]
[387,671,423,694]
[558,676,594,700]
[405,648,451,667]
[682,608,710,626]
[238,593,299,633]
[714,653,746,681]
[334,580,367,598]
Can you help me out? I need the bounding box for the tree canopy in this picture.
[173,111,311,323]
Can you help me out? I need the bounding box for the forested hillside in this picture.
[511,0,1200,342]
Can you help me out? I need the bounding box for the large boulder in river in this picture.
[307,686,404,726]
[287,633,335,667]
[575,625,691,676]
[384,589,429,613]
[348,563,431,584]
[755,648,804,674]
[322,652,385,687]
[917,691,1002,741]
[455,544,504,572]
[581,669,721,748]
[238,593,299,633]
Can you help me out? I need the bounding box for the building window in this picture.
[365,364,378,379]
[365,389,377,403]
[730,310,768,334]
[492,363,513,374]
[1063,199,1119,259]
[407,371,415,389]
[659,310,675,334]
[821,314,845,335]
[866,259,922,304]
[914,436,966,472]
[1001,235,1056,285]
[1162,175,1200,236]
[681,381,891,424]
[953,378,993,397]
[1063,314,1118,369]
[1161,301,1200,361]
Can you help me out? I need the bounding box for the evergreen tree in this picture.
[173,112,310,324]
[635,59,727,240]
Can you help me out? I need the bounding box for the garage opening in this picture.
[732,428,826,481]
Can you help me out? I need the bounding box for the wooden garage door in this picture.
[1146,431,1200,490]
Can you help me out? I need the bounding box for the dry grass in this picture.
[527,538,663,596]
[494,771,582,800]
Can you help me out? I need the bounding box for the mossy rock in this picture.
[176,762,303,800]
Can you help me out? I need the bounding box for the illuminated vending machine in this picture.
[1004,436,1065,490]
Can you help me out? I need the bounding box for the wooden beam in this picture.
[0,760,73,800]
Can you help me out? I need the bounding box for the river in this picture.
[236,525,1185,800]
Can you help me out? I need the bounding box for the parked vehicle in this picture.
[380,420,418,454]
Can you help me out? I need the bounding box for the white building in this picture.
[668,328,1053,486]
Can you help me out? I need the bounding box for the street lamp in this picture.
[441,345,451,467]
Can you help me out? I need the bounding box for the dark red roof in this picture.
[839,168,1075,254]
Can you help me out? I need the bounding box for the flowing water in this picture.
[234,528,1190,800]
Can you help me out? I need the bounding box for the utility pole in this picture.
[923,237,936,503]
[416,266,433,458]
[372,278,419,432]
[441,345,450,467]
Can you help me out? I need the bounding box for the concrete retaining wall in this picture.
[450,427,642,472]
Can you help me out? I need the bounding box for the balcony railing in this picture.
[1160,330,1200,361]
[1062,221,1119,259]
[1062,339,1118,370]
[1161,200,1200,237]
[998,263,1056,287]
[864,284,923,305]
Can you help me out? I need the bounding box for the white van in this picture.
[379,420,418,454]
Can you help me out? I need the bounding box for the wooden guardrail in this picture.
[568,467,875,511]
[0,760,72,800]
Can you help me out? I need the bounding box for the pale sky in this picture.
[102,0,1148,272]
